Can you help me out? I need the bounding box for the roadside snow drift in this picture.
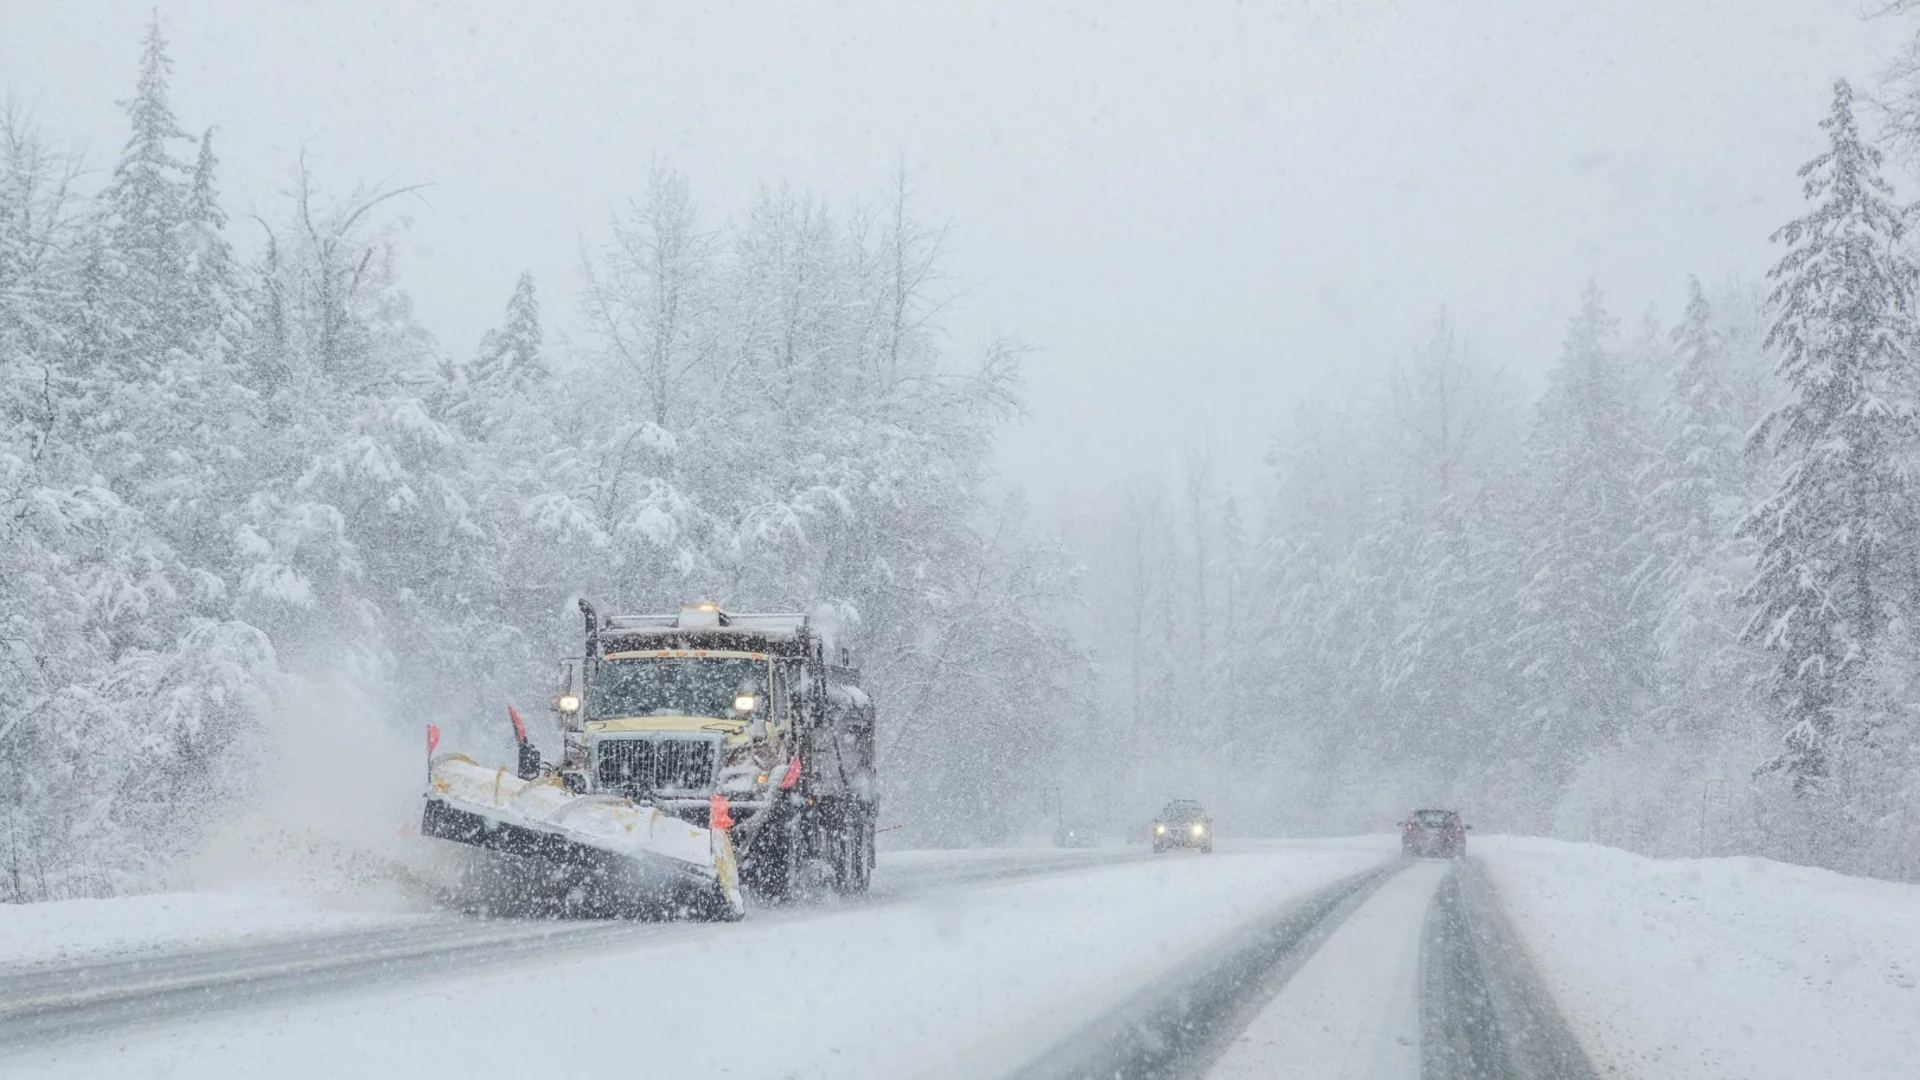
[1480,836,1920,1080]
[0,892,430,970]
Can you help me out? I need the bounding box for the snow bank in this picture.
[0,892,428,970]
[1479,836,1920,1080]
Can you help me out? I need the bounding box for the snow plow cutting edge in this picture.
[421,754,744,920]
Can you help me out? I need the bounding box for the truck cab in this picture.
[552,601,877,897]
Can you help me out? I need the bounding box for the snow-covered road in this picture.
[5,837,1909,1078]
[0,843,1165,1056]
[2,842,1392,1078]
[1208,859,1448,1079]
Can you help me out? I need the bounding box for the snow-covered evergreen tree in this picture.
[1511,284,1653,755]
[1740,80,1919,802]
[451,270,545,440]
[1636,279,1751,710]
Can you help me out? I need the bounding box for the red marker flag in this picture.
[427,724,441,755]
[709,793,734,831]
[780,755,802,790]
[508,704,528,744]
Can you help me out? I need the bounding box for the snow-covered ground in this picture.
[0,890,433,971]
[1479,836,1920,1080]
[3,844,1388,1079]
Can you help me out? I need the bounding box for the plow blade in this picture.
[421,754,744,921]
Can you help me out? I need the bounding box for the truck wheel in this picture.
[832,824,871,895]
[746,819,803,902]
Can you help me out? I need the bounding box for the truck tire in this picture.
[832,819,873,895]
[745,817,803,902]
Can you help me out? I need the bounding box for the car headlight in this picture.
[1190,823,1205,836]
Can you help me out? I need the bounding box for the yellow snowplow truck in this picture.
[422,601,878,916]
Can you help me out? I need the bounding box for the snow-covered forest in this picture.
[1062,72,1920,880]
[1,23,1077,900]
[5,13,1920,901]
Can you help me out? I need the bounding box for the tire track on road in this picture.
[1420,858,1599,1080]
[1010,854,1601,1080]
[1008,861,1404,1080]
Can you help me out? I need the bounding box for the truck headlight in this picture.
[556,694,581,714]
[1155,823,1166,835]
[1191,823,1205,836]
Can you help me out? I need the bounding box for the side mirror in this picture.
[517,740,543,781]
[1465,824,1475,830]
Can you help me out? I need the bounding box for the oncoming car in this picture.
[1053,821,1100,848]
[1401,808,1469,858]
[1152,800,1212,853]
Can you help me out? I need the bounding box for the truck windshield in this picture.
[593,657,766,720]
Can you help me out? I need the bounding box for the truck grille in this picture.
[595,738,717,794]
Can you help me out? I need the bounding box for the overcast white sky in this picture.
[0,0,1905,497]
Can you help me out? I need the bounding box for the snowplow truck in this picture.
[425,601,879,910]
[555,601,877,898]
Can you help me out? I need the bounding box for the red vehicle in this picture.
[1401,808,1469,858]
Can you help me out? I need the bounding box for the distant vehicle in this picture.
[1152,799,1212,853]
[1401,809,1469,858]
[1053,821,1100,848]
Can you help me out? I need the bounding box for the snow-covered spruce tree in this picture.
[1740,81,1919,845]
[1510,284,1654,765]
[92,18,260,591]
[99,19,193,367]
[449,270,545,441]
[181,128,245,374]
[1634,278,1756,731]
[1372,316,1520,780]
[1247,398,1403,828]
